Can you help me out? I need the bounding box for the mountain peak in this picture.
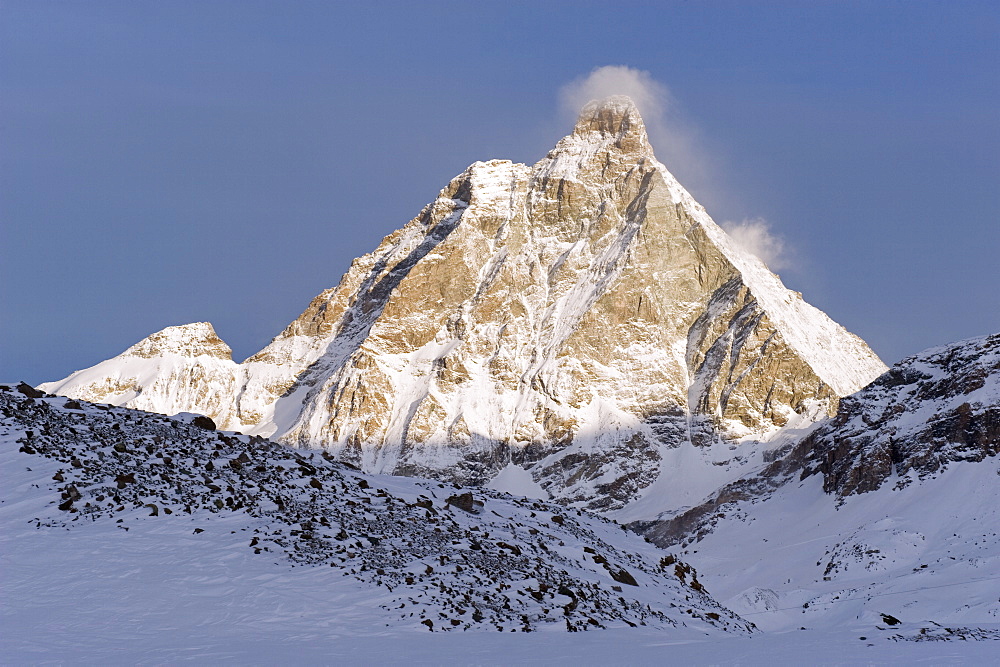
[574,95,646,139]
[123,322,233,360]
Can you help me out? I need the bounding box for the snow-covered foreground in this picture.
[5,507,996,666]
[4,507,997,667]
[3,385,997,664]
[680,462,1000,633]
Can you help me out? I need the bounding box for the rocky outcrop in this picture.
[633,332,1000,547]
[42,96,886,512]
[802,332,1000,496]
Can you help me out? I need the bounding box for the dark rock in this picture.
[446,492,483,514]
[115,473,136,489]
[191,415,216,431]
[609,567,638,587]
[16,382,44,399]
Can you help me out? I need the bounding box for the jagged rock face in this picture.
[41,96,886,512]
[633,332,1000,548]
[801,332,1000,496]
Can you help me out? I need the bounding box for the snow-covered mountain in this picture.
[630,333,1000,631]
[41,96,886,513]
[6,356,999,661]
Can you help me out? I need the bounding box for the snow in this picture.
[4,456,996,664]
[678,461,1000,634]
[487,462,548,499]
[5,384,999,663]
[2,385,753,661]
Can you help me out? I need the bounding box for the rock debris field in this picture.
[2,383,749,635]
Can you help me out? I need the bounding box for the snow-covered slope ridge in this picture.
[41,96,886,512]
[2,383,751,634]
[634,332,1000,545]
[628,334,1000,632]
[39,322,243,425]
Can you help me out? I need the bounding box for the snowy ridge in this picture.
[41,96,886,517]
[653,159,886,397]
[629,332,1000,632]
[41,323,242,426]
[2,384,750,635]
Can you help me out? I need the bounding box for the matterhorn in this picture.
[42,97,887,512]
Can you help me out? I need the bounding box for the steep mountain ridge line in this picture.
[632,331,1000,549]
[41,96,886,513]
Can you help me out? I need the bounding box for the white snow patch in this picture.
[487,463,549,500]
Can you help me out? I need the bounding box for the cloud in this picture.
[559,67,798,276]
[559,66,711,202]
[720,218,792,272]
[559,65,670,123]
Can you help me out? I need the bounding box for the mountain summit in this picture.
[42,97,887,513]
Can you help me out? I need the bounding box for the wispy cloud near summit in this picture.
[561,67,795,275]
[721,217,792,272]
[559,66,710,212]
[559,65,669,123]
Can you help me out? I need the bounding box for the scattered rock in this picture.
[446,492,484,514]
[191,415,216,431]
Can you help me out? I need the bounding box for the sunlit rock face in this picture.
[42,97,886,512]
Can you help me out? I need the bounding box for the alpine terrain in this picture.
[41,96,887,515]
[9,97,1000,663]
[631,333,1000,631]
[2,382,750,638]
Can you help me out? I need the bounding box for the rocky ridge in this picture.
[632,332,1000,548]
[41,96,886,512]
[2,383,751,634]
[613,333,1000,633]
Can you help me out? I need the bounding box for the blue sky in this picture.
[2,1,998,383]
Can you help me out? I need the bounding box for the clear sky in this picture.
[2,1,998,384]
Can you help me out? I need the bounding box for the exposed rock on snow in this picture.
[2,384,751,634]
[626,333,1000,632]
[633,332,1000,548]
[41,96,886,512]
[802,332,1000,496]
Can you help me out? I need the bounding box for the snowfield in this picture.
[3,383,998,664]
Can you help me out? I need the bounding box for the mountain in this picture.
[629,333,1000,631]
[1,382,750,637]
[41,96,886,513]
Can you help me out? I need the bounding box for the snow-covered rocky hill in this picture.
[630,333,1000,632]
[1,382,749,639]
[5,374,998,663]
[41,96,886,513]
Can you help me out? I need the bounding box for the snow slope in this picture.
[4,383,997,663]
[631,333,1000,634]
[0,383,749,644]
[679,462,1000,634]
